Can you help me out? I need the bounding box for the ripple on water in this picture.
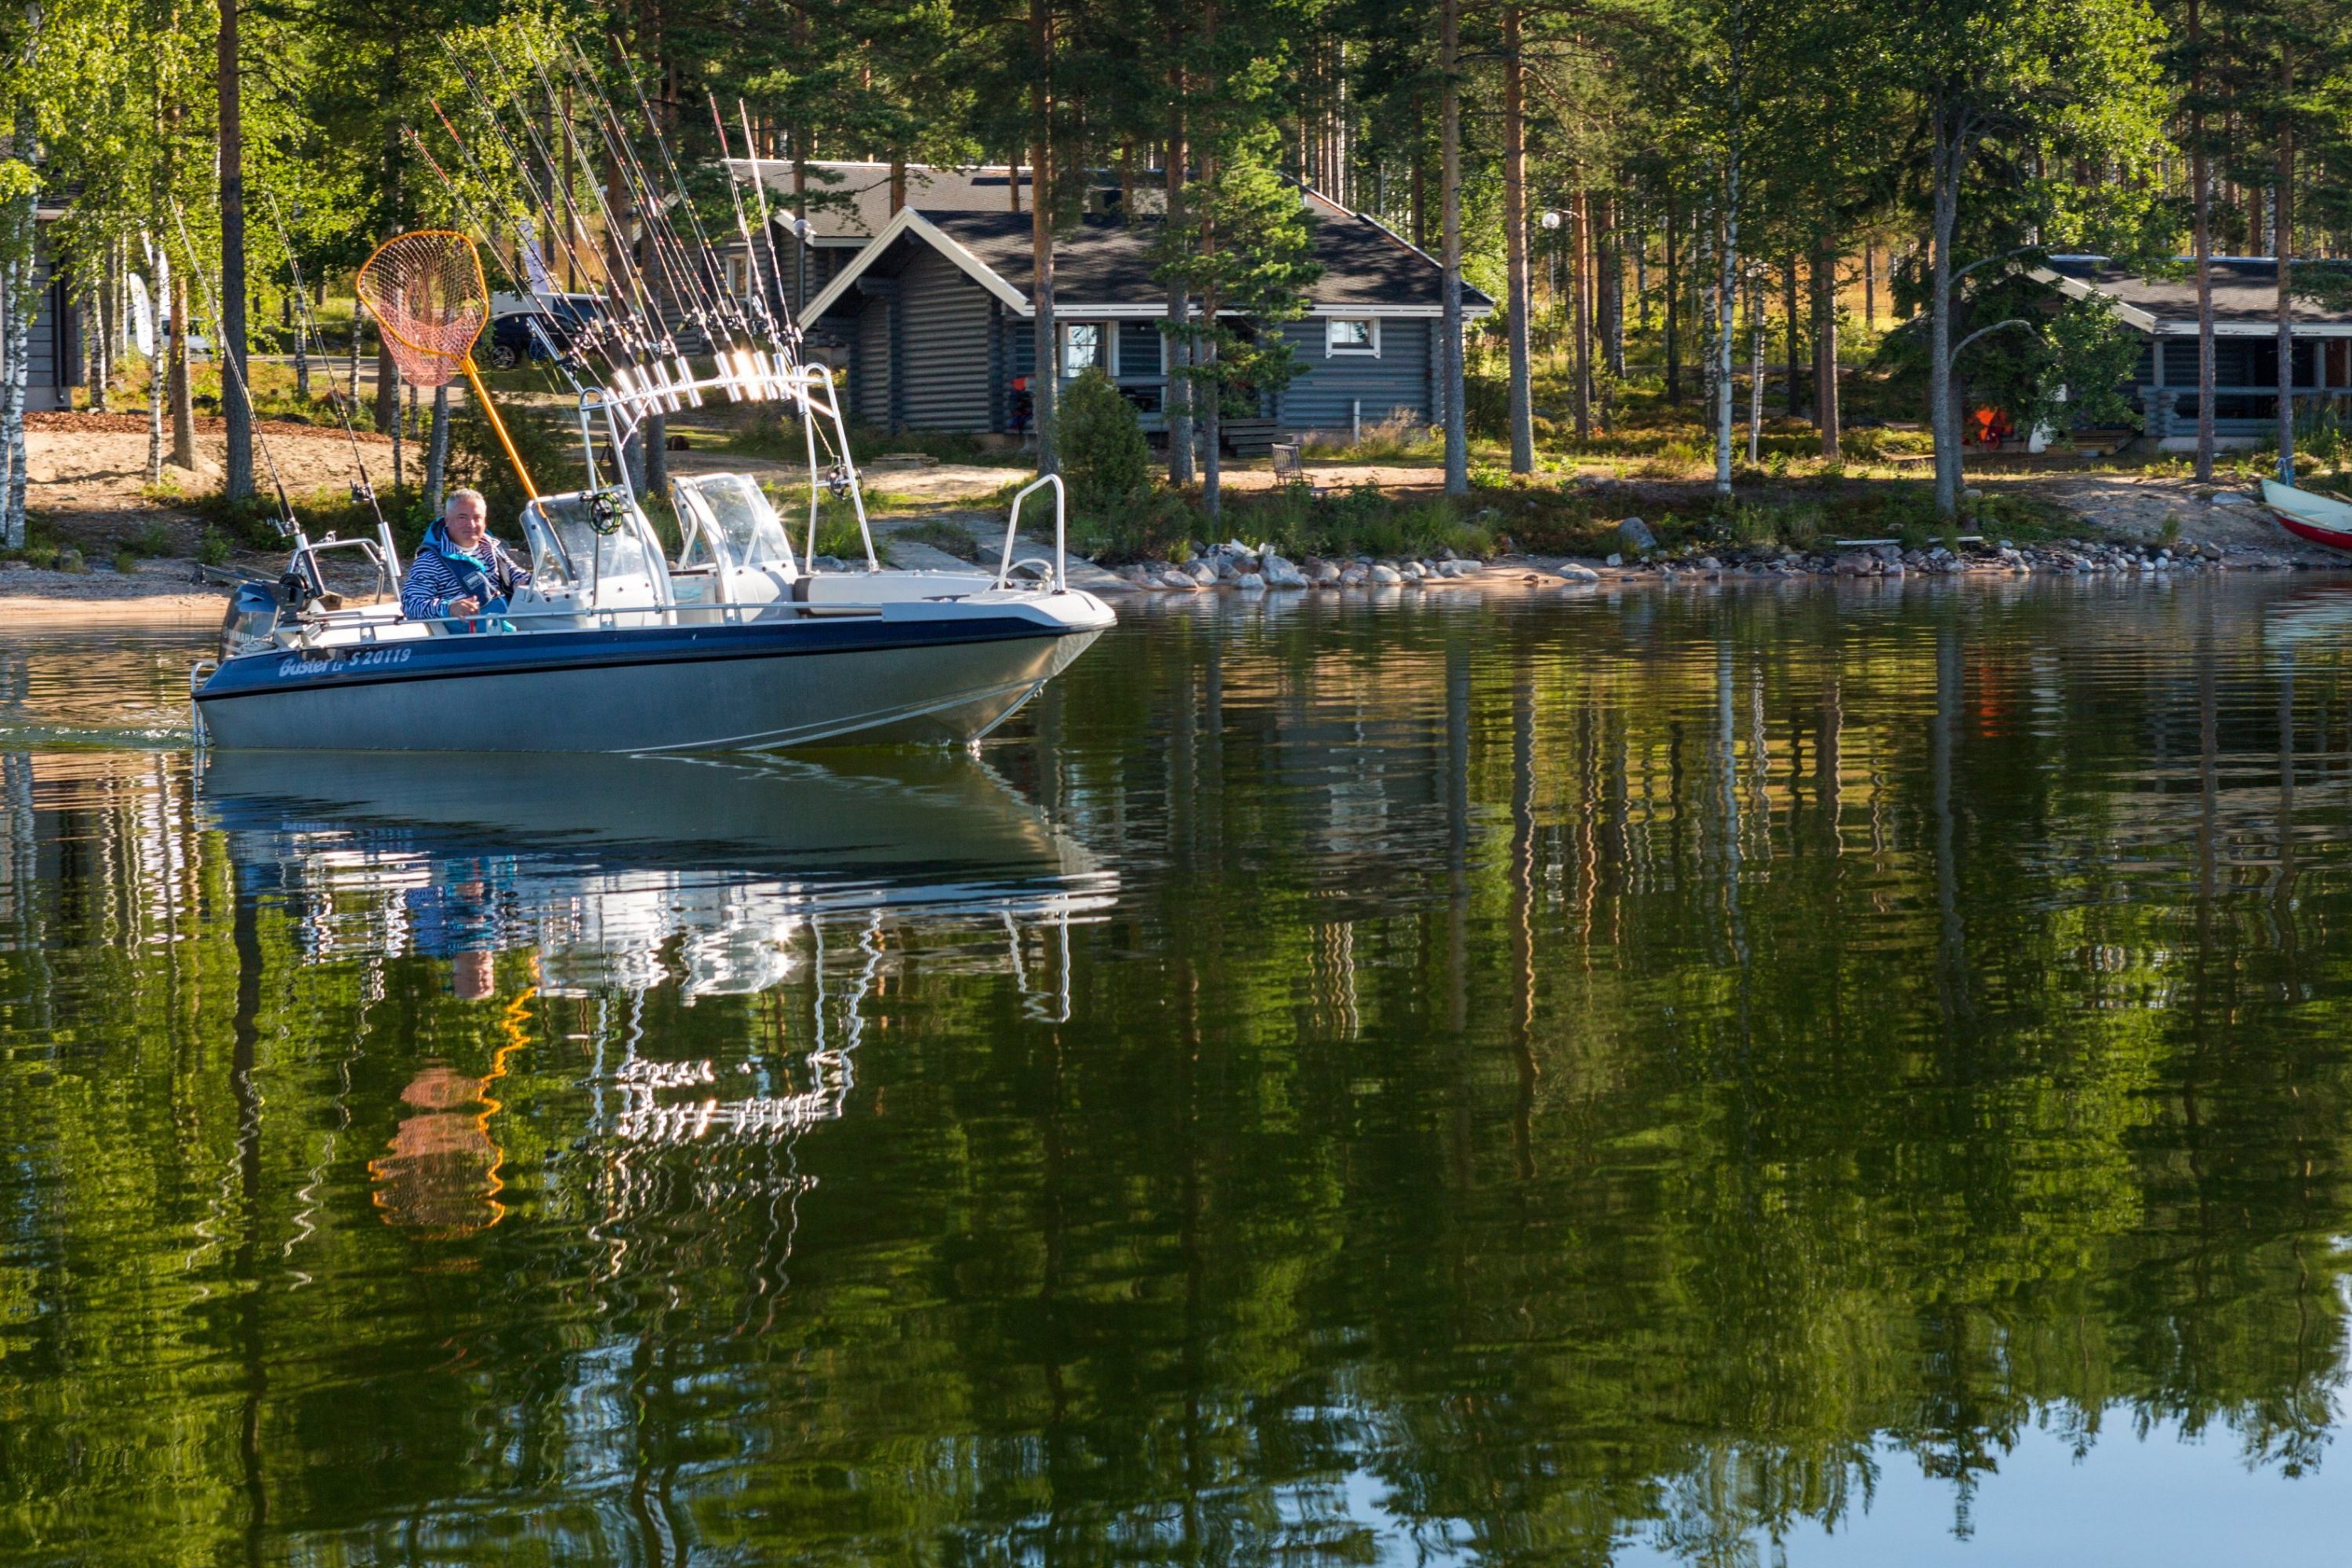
[4,577,2352,1563]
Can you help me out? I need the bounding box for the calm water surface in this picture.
[6,579,2352,1565]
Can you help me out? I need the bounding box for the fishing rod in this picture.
[258,192,396,542]
[167,202,319,583]
[433,46,621,328]
[506,40,690,368]
[437,40,638,353]
[556,38,739,354]
[706,90,780,348]
[737,100,801,354]
[604,35,742,339]
[452,38,672,368]
[426,98,595,320]
[408,114,601,394]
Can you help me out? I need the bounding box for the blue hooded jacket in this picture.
[401,521,533,622]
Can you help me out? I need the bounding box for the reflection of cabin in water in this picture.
[2034,256,2352,451]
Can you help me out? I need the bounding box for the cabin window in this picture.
[1326,318,1379,357]
[725,256,751,299]
[1062,322,1104,377]
[1117,320,1166,377]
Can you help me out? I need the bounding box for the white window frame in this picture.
[1062,321,1105,378]
[1326,317,1381,358]
[1113,325,1167,379]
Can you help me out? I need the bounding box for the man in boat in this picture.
[401,488,532,623]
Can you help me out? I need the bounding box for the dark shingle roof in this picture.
[2040,256,2352,328]
[729,160,1062,242]
[898,209,1490,314]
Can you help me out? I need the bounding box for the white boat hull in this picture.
[196,600,1109,753]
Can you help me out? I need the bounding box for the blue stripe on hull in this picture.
[197,615,1057,705]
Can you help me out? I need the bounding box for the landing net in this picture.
[357,230,490,388]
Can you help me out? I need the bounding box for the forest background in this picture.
[0,0,2348,555]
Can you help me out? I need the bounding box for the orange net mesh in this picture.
[356,230,490,388]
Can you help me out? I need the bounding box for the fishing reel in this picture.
[824,465,851,502]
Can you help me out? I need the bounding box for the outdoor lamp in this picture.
[1540,210,1564,230]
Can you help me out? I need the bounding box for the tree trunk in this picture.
[424,385,449,512]
[645,410,668,497]
[1782,256,1800,417]
[169,269,197,470]
[1502,5,1533,474]
[1573,192,1592,439]
[1929,114,1962,519]
[1811,234,1838,459]
[1747,265,1765,463]
[1712,149,1739,495]
[1439,0,1467,496]
[146,238,165,483]
[1029,0,1058,477]
[2190,0,2214,483]
[1863,244,1875,330]
[1663,194,1680,404]
[1599,196,1624,376]
[218,0,252,498]
[1201,334,1222,517]
[1165,121,1194,485]
[0,154,28,549]
[2273,55,2294,487]
[1410,93,1425,249]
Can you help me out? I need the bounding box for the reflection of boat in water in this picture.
[202,748,1114,998]
[210,749,1112,1266]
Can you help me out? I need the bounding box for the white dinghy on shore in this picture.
[2262,478,2352,555]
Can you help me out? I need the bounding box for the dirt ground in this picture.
[25,411,394,550]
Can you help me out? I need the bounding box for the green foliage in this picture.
[1156,136,1322,419]
[1057,369,1150,515]
[449,400,576,530]
[197,527,233,566]
[2027,300,2146,436]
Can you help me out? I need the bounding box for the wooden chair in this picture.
[1271,441,1327,499]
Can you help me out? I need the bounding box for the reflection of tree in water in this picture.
[11,586,2352,1561]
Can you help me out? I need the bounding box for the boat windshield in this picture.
[676,475,797,575]
[521,492,663,595]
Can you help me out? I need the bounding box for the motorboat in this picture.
[2262,477,2352,554]
[191,224,1113,755]
[191,437,1113,753]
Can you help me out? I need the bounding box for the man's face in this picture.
[444,495,488,550]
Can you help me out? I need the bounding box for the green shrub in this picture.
[1462,371,1509,441]
[1058,369,1149,515]
[126,521,176,557]
[450,399,578,528]
[111,550,140,575]
[1073,485,1192,565]
[198,528,234,566]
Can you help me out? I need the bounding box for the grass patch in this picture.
[891,517,983,562]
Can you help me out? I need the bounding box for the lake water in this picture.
[7,577,2352,1565]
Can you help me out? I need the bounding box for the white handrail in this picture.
[996,474,1066,593]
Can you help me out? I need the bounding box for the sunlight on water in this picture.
[7,577,2352,1563]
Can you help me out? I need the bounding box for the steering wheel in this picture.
[1004,557,1058,586]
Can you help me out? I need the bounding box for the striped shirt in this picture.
[401,526,533,622]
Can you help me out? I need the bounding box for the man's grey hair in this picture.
[444,488,487,516]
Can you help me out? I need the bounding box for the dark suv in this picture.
[485,297,604,368]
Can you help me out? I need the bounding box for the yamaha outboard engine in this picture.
[220,580,282,659]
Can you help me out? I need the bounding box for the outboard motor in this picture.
[221,580,282,659]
